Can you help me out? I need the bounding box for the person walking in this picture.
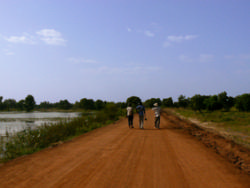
[136,102,146,129]
[152,103,161,129]
[126,104,134,128]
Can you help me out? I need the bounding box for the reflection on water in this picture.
[0,112,81,135]
[0,112,80,119]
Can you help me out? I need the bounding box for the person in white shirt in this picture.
[152,103,161,129]
[126,104,134,128]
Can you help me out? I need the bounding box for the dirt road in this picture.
[0,110,249,188]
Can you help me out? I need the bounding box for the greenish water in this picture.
[0,112,81,135]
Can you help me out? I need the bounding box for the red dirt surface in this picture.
[0,110,249,188]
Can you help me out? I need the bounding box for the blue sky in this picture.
[0,0,249,104]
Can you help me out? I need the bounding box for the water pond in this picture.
[0,112,81,135]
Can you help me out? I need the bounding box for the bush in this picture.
[235,94,250,112]
[162,97,174,107]
[205,95,221,111]
[190,94,208,112]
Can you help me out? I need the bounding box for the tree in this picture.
[17,100,25,111]
[79,98,95,110]
[178,95,189,108]
[217,91,227,110]
[126,96,142,107]
[24,95,36,112]
[162,97,174,107]
[205,95,221,111]
[95,99,105,110]
[3,99,17,111]
[72,101,80,109]
[0,96,3,110]
[224,96,235,111]
[116,102,126,109]
[144,98,161,108]
[190,95,207,112]
[57,100,72,110]
[217,91,235,111]
[39,101,54,110]
[235,94,250,112]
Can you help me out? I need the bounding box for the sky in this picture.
[0,0,249,104]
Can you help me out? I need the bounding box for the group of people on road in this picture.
[126,102,161,129]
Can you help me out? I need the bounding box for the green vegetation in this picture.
[126,96,142,108]
[143,92,249,112]
[235,93,250,112]
[144,98,162,108]
[0,95,128,113]
[162,97,174,107]
[0,104,121,162]
[174,91,249,112]
[1,92,249,160]
[1,92,249,112]
[24,95,36,112]
[172,108,250,147]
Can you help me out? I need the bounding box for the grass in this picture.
[171,108,250,148]
[0,105,121,162]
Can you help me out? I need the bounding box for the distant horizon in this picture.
[0,90,248,104]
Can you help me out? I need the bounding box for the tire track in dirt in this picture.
[0,110,249,188]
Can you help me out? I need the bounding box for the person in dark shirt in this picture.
[136,103,146,129]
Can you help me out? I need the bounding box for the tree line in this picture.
[126,92,250,112]
[0,95,35,112]
[1,91,250,112]
[163,91,250,112]
[0,95,127,112]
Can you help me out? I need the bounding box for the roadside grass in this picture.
[170,108,250,148]
[0,105,121,162]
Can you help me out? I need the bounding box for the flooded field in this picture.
[0,112,81,135]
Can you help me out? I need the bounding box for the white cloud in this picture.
[164,34,198,47]
[36,29,66,46]
[68,57,98,64]
[127,23,158,37]
[167,35,197,42]
[3,33,35,44]
[167,36,183,42]
[1,30,66,46]
[144,30,155,37]
[184,35,198,40]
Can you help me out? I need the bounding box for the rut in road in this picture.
[0,110,249,188]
